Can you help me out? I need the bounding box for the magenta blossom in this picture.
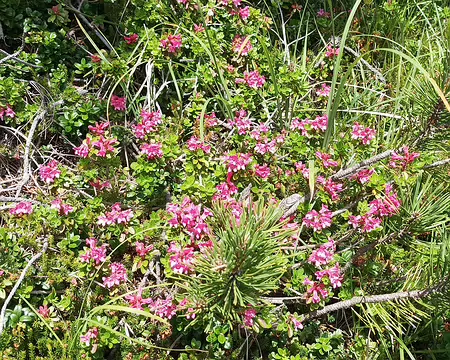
[236,70,265,89]
[352,122,376,145]
[303,205,333,232]
[160,34,182,54]
[243,308,257,327]
[141,143,163,160]
[51,198,74,216]
[232,35,253,56]
[39,160,61,184]
[111,95,126,111]
[316,83,331,97]
[254,164,271,179]
[316,151,339,168]
[124,33,139,45]
[389,146,420,170]
[80,327,98,346]
[0,105,16,120]
[308,240,335,267]
[10,202,33,216]
[125,288,152,310]
[135,242,154,257]
[102,262,128,288]
[168,242,196,274]
[315,263,343,289]
[80,238,107,265]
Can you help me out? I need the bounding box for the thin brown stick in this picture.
[0,238,49,335]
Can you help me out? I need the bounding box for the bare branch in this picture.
[424,158,450,169]
[0,238,49,335]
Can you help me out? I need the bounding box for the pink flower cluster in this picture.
[80,237,107,265]
[80,327,99,346]
[254,138,277,155]
[250,123,270,140]
[160,34,182,54]
[102,262,128,288]
[303,204,333,232]
[389,146,420,170]
[227,109,251,135]
[325,45,340,58]
[132,110,163,139]
[167,197,213,241]
[304,240,343,304]
[148,296,177,319]
[317,8,331,18]
[349,184,401,232]
[125,288,152,310]
[308,239,336,267]
[168,242,196,274]
[74,122,118,158]
[235,70,265,89]
[141,143,163,160]
[351,168,375,184]
[124,33,139,45]
[213,182,238,201]
[243,308,257,327]
[316,151,339,168]
[351,122,376,145]
[203,112,218,128]
[223,153,252,173]
[38,304,50,318]
[135,242,154,257]
[39,160,61,184]
[0,105,16,120]
[111,95,126,111]
[97,203,134,226]
[10,202,33,216]
[51,198,74,216]
[295,162,310,179]
[316,83,331,97]
[289,314,304,331]
[187,136,211,153]
[254,164,271,179]
[303,279,329,304]
[317,176,344,201]
[90,179,112,191]
[290,115,328,136]
[232,35,253,56]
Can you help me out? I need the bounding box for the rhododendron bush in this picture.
[1,0,450,359]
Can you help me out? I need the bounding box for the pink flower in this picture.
[80,327,98,346]
[88,121,109,136]
[0,105,16,120]
[102,262,128,288]
[136,242,154,257]
[316,83,331,97]
[9,202,33,216]
[168,242,196,274]
[348,214,382,233]
[132,110,163,139]
[38,305,50,318]
[351,169,375,184]
[289,314,303,330]
[303,205,333,231]
[167,197,213,240]
[204,112,218,127]
[141,143,163,160]
[125,288,152,310]
[39,160,61,184]
[74,142,90,158]
[91,136,118,157]
[291,115,328,136]
[389,146,420,170]
[186,307,196,320]
[90,179,112,191]
[368,185,401,217]
[239,6,250,20]
[294,162,310,179]
[90,54,101,63]
[111,95,126,111]
[97,203,134,226]
[187,136,211,153]
[147,296,177,319]
[243,308,257,327]
[316,152,339,168]
[308,239,335,266]
[317,8,331,18]
[317,177,344,201]
[254,139,277,155]
[255,164,271,179]
[213,182,238,201]
[124,33,139,45]
[304,279,329,304]
[351,122,376,145]
[232,35,253,56]
[194,24,205,33]
[51,198,74,216]
[325,45,340,58]
[315,263,343,289]
[227,109,251,135]
[160,34,183,54]
[80,238,107,265]
[236,70,265,89]
[223,153,252,173]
